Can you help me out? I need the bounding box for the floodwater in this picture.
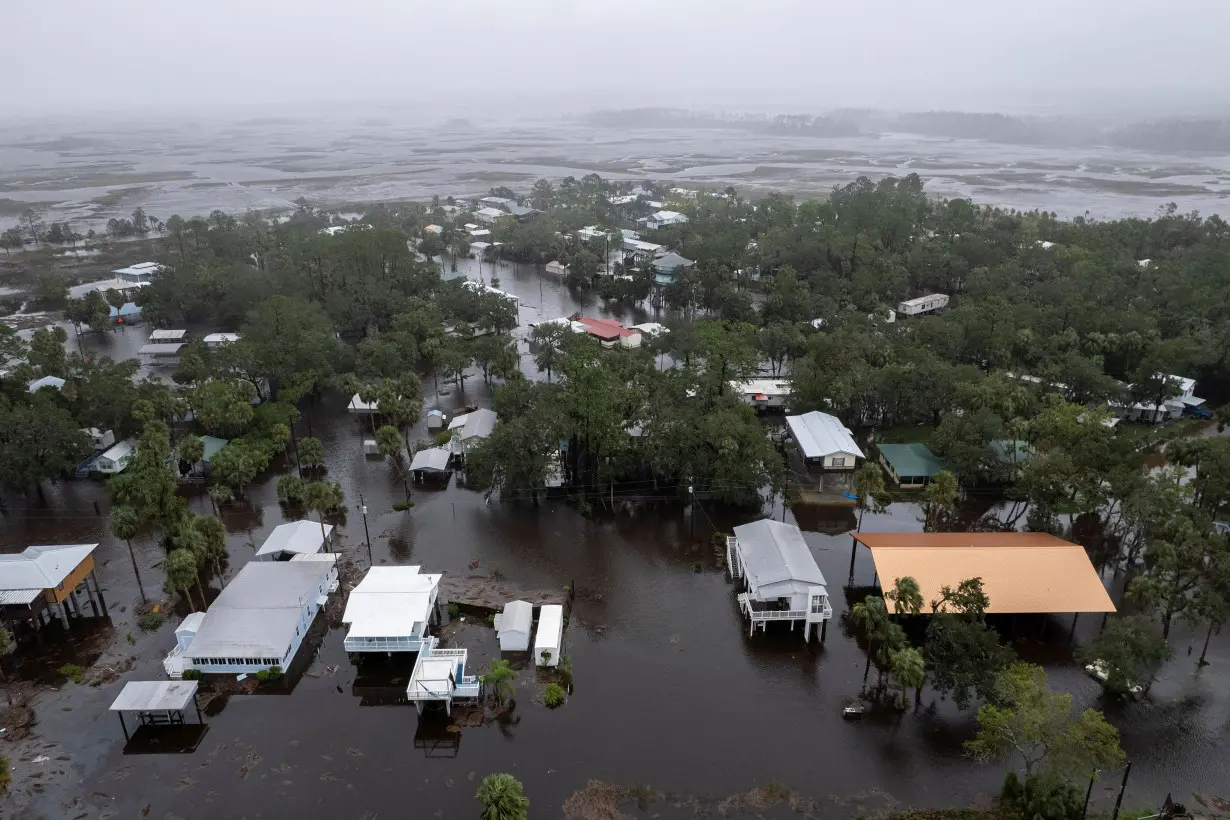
[4,114,1230,234]
[2,261,1228,819]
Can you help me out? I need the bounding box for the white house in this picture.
[731,379,792,412]
[203,333,240,346]
[623,237,664,263]
[448,408,497,457]
[410,446,452,481]
[726,519,832,642]
[341,565,442,653]
[95,439,137,474]
[785,411,864,469]
[27,375,65,392]
[404,637,482,715]
[255,520,333,561]
[82,427,116,451]
[494,599,533,651]
[1112,373,1204,423]
[534,604,563,667]
[113,262,164,285]
[545,260,570,276]
[475,207,505,225]
[897,294,949,316]
[577,317,642,349]
[348,393,379,415]
[164,557,338,678]
[640,210,688,230]
[138,342,183,367]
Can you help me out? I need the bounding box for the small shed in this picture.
[349,393,379,415]
[426,409,446,431]
[877,443,942,488]
[546,260,569,276]
[534,604,563,667]
[363,439,379,456]
[494,599,533,652]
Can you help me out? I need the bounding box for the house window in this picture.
[830,457,846,468]
[810,595,826,614]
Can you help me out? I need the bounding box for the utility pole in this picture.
[688,484,694,539]
[1111,762,1132,820]
[358,491,372,567]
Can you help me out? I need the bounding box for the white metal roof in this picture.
[1162,374,1196,395]
[0,589,43,606]
[110,680,198,712]
[113,262,162,276]
[149,329,187,341]
[203,332,240,344]
[349,393,379,413]
[184,560,335,658]
[476,207,504,219]
[0,544,97,591]
[732,379,792,398]
[535,604,563,651]
[175,611,206,636]
[255,520,333,558]
[139,343,184,355]
[68,278,148,299]
[410,447,451,473]
[99,439,136,463]
[450,408,496,440]
[785,411,864,460]
[27,375,65,392]
[342,566,441,639]
[496,600,533,637]
[732,520,827,597]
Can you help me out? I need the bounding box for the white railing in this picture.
[344,636,426,653]
[727,537,741,578]
[750,608,808,621]
[163,648,187,679]
[427,648,468,659]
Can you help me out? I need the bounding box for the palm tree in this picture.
[193,514,228,583]
[303,480,344,551]
[889,647,926,709]
[109,505,147,603]
[480,658,516,705]
[923,469,959,532]
[171,525,209,607]
[850,461,888,584]
[376,424,410,500]
[0,626,15,704]
[276,474,306,504]
[885,576,924,620]
[178,433,205,471]
[165,549,200,612]
[475,773,529,820]
[207,483,233,516]
[851,596,891,687]
[298,437,325,473]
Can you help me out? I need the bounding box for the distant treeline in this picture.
[579,107,1230,152]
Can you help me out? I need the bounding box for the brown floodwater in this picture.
[2,262,1228,819]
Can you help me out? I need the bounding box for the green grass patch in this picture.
[58,663,85,684]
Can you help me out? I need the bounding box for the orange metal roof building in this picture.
[852,532,1116,614]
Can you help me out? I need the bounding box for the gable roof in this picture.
[732,520,826,594]
[27,375,65,392]
[457,408,497,440]
[0,544,97,591]
[496,600,533,636]
[255,520,332,558]
[785,411,864,460]
[410,447,452,473]
[652,252,694,270]
[578,317,635,339]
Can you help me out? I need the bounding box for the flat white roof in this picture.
[113,262,163,276]
[28,375,65,392]
[100,439,136,462]
[449,408,497,440]
[139,343,184,355]
[149,329,187,341]
[67,278,148,299]
[349,393,379,413]
[110,680,198,712]
[899,294,949,308]
[785,411,864,460]
[732,379,792,398]
[342,566,441,639]
[203,332,240,344]
[255,520,333,558]
[0,544,97,592]
[535,604,563,651]
[408,657,459,698]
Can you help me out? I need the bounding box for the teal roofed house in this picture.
[652,252,694,285]
[877,443,942,488]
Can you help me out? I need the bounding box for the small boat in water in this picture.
[842,703,866,719]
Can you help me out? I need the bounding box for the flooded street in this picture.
[1,260,1228,819]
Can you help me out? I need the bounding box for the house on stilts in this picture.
[726,519,833,642]
[404,636,482,715]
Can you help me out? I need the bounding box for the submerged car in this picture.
[1084,659,1143,697]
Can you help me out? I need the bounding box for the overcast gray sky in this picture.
[7,0,1230,115]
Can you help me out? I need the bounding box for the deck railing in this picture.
[344,635,426,653]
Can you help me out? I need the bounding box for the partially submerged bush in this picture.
[543,682,566,708]
[138,611,166,632]
[181,669,203,681]
[58,663,85,684]
[392,501,414,512]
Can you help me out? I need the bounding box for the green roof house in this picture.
[877,443,942,488]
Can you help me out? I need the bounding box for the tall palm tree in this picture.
[475,773,529,820]
[109,505,147,603]
[889,647,926,709]
[850,462,887,584]
[885,576,924,620]
[303,481,345,551]
[923,469,959,532]
[165,549,200,612]
[851,596,891,686]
